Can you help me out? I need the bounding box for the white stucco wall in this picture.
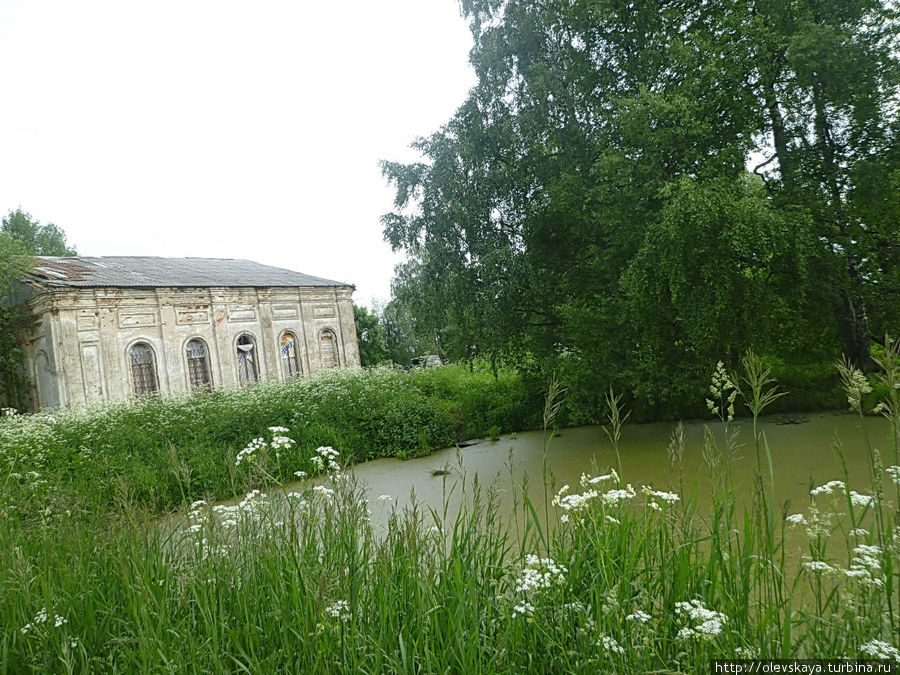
[25,285,360,409]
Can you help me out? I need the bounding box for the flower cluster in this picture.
[887,466,900,487]
[21,607,67,635]
[268,427,294,456]
[810,480,845,497]
[675,599,727,640]
[511,601,534,618]
[324,599,350,622]
[598,634,625,655]
[310,446,340,473]
[235,427,298,467]
[513,555,567,594]
[641,485,680,510]
[626,610,651,624]
[860,640,900,661]
[188,489,272,539]
[845,544,884,587]
[235,437,266,466]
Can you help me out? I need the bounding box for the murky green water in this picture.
[298,412,894,537]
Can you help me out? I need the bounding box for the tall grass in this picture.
[1,351,899,672]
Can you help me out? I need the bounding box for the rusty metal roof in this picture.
[27,257,352,289]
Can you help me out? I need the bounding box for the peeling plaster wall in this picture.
[25,285,360,409]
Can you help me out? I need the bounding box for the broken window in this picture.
[236,334,258,385]
[319,329,339,369]
[130,342,159,396]
[186,338,212,391]
[281,331,301,378]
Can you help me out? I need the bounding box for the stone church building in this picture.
[21,256,360,410]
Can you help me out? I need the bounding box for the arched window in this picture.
[130,342,159,396]
[186,338,212,391]
[281,331,301,378]
[319,329,339,369]
[236,334,258,385]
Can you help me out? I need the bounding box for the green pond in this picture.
[298,411,894,542]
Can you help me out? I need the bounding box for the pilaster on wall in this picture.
[24,282,360,409]
[336,288,360,367]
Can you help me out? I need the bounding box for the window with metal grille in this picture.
[130,342,158,396]
[319,329,338,369]
[236,334,258,385]
[281,332,301,378]
[186,338,212,391]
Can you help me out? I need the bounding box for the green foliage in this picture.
[1,208,77,257]
[0,209,77,409]
[1,356,898,671]
[353,304,389,366]
[381,0,900,421]
[0,365,539,516]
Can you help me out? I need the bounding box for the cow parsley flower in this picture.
[860,640,900,660]
[849,491,874,508]
[324,600,350,622]
[599,634,625,655]
[785,513,807,526]
[675,599,727,640]
[511,602,534,618]
[626,610,651,623]
[802,560,834,573]
[810,480,845,497]
[514,555,567,594]
[235,437,266,466]
[886,466,900,486]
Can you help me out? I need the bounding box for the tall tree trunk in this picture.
[811,79,873,367]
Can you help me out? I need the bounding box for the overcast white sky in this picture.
[0,0,475,308]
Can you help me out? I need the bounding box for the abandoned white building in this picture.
[20,256,360,409]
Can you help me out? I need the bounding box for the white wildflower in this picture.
[810,480,845,497]
[599,634,625,655]
[675,599,727,640]
[785,513,806,526]
[235,437,266,466]
[324,600,350,622]
[886,466,900,486]
[511,602,534,618]
[641,486,680,503]
[270,435,294,451]
[849,491,874,508]
[313,485,335,499]
[268,426,289,433]
[560,514,570,523]
[802,560,834,573]
[581,470,618,487]
[514,555,567,594]
[626,610,651,623]
[293,470,307,478]
[860,640,900,661]
[848,528,869,537]
[601,484,636,505]
[375,494,393,503]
